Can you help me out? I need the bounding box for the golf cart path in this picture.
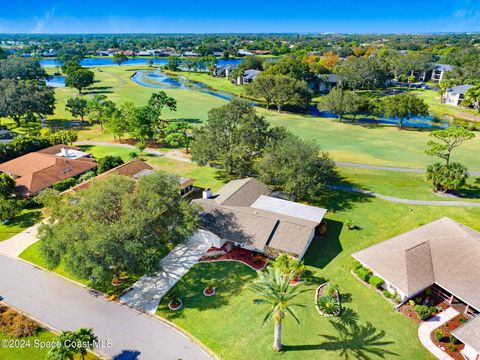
[327,185,480,207]
[75,141,480,174]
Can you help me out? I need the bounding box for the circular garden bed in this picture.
[203,286,216,297]
[316,282,341,317]
[168,299,183,310]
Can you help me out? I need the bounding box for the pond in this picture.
[45,76,66,88]
[131,70,242,102]
[40,57,242,68]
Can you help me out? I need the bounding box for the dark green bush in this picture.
[368,275,384,289]
[434,328,443,342]
[355,267,370,282]
[352,260,363,270]
[414,305,431,320]
[52,178,77,192]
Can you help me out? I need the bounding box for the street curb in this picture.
[4,253,217,360]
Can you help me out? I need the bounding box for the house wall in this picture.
[356,260,408,300]
[443,92,461,106]
[297,228,316,260]
[462,344,480,360]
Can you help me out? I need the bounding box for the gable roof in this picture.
[0,145,96,196]
[352,217,480,310]
[66,159,153,192]
[447,84,474,95]
[434,64,454,72]
[214,178,272,206]
[193,178,327,257]
[452,315,480,353]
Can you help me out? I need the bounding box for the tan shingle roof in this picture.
[352,217,480,310]
[452,315,480,352]
[67,159,153,192]
[214,178,272,206]
[193,178,326,257]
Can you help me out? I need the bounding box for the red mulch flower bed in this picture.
[430,314,469,360]
[200,244,268,270]
[398,289,449,323]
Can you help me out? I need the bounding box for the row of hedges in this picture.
[0,306,40,337]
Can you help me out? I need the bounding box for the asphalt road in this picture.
[0,255,211,360]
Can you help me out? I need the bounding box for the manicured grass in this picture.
[0,329,55,360]
[37,65,480,170]
[157,193,480,359]
[78,144,138,161]
[335,166,480,201]
[0,209,42,242]
[19,241,89,286]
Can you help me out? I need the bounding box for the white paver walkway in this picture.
[418,307,459,360]
[0,222,42,257]
[120,232,211,313]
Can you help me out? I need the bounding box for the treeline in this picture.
[3,33,480,58]
[0,129,77,163]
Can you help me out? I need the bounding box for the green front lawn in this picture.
[335,166,480,202]
[157,191,480,360]
[0,330,55,360]
[0,209,42,242]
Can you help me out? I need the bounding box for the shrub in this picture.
[352,260,363,270]
[52,178,77,192]
[96,155,124,174]
[429,306,438,314]
[317,295,341,316]
[0,307,40,337]
[383,290,392,299]
[415,296,423,304]
[447,343,456,352]
[425,288,433,296]
[449,334,457,343]
[414,305,431,320]
[325,283,339,296]
[0,199,22,222]
[459,317,467,324]
[408,299,416,306]
[434,328,443,342]
[355,267,370,282]
[368,275,384,289]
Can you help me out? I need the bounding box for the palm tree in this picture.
[46,331,78,360]
[247,267,304,352]
[273,253,306,282]
[75,327,98,360]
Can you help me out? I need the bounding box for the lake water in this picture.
[45,76,66,87]
[40,57,242,68]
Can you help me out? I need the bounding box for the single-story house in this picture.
[65,159,195,196]
[212,64,237,78]
[0,145,96,197]
[452,315,480,360]
[192,178,327,259]
[234,69,261,85]
[442,84,474,106]
[238,49,254,56]
[430,64,454,82]
[352,217,480,316]
[317,74,339,93]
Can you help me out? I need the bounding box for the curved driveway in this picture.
[0,255,211,360]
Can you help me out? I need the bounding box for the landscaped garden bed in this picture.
[430,314,470,360]
[315,283,341,317]
[203,286,216,296]
[397,288,448,323]
[199,243,268,270]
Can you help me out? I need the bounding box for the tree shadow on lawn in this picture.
[2,210,42,234]
[157,262,257,319]
[175,118,202,125]
[303,219,344,269]
[86,86,114,95]
[283,321,398,359]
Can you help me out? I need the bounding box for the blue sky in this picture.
[1,0,479,34]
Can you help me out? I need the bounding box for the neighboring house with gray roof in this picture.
[235,69,262,85]
[352,217,480,312]
[317,73,339,93]
[192,178,327,259]
[442,84,474,106]
[452,315,480,360]
[213,64,237,78]
[431,64,454,82]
